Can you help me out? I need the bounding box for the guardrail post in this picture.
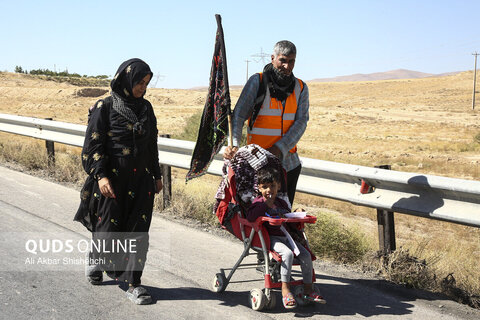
[375,165,396,255]
[160,134,172,209]
[45,118,55,166]
[377,209,396,255]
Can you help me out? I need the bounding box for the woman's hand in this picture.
[155,178,163,194]
[98,177,116,198]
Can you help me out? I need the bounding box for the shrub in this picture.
[475,133,480,144]
[75,88,109,98]
[174,110,247,144]
[378,246,438,290]
[27,67,110,83]
[173,111,202,141]
[306,211,370,263]
[0,138,48,170]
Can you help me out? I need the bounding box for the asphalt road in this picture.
[0,165,479,320]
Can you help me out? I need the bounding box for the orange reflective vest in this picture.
[247,73,304,153]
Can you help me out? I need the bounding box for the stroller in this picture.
[212,144,320,311]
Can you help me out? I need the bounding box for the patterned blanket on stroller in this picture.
[213,144,290,225]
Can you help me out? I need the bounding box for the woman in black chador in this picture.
[75,58,162,305]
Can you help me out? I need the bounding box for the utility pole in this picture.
[151,72,166,88]
[244,59,250,82]
[473,52,478,110]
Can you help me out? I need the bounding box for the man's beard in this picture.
[272,66,294,87]
[262,63,296,101]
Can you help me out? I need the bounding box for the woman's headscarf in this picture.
[110,58,153,101]
[109,59,153,151]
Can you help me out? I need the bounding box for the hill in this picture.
[309,68,461,82]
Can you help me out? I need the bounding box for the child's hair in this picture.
[257,166,281,185]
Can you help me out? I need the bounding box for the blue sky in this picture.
[1,0,479,89]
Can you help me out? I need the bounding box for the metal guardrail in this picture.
[155,136,480,228]
[1,113,479,252]
[0,114,86,148]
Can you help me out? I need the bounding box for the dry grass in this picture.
[154,169,218,226]
[1,71,480,307]
[363,244,480,309]
[0,134,49,169]
[375,245,440,290]
[303,72,480,180]
[0,133,86,183]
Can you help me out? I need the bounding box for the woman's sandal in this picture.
[87,274,103,285]
[303,292,326,304]
[282,292,297,309]
[85,265,102,285]
[126,286,152,305]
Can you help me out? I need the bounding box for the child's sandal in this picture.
[282,292,297,309]
[303,292,326,304]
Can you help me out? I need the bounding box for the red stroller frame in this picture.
[212,156,318,311]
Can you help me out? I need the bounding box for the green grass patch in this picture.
[173,111,247,144]
[474,133,480,144]
[172,111,202,141]
[306,211,370,263]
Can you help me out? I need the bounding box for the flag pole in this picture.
[228,114,233,147]
[215,14,233,148]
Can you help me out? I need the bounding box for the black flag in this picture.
[186,14,231,181]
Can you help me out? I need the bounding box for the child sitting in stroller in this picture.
[247,166,326,309]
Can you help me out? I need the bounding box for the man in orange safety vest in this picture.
[224,40,309,207]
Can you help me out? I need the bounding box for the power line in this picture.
[251,47,269,65]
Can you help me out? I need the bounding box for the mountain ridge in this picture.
[189,69,463,90]
[309,68,462,82]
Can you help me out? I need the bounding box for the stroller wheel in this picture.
[212,273,227,293]
[264,290,276,310]
[249,288,266,311]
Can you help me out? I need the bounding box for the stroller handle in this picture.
[238,215,317,232]
[260,215,317,226]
